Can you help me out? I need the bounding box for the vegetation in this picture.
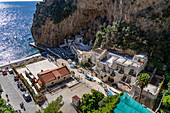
[0,84,3,92]
[36,95,63,113]
[137,73,150,103]
[79,89,121,113]
[162,95,170,108]
[0,98,17,113]
[79,62,90,67]
[36,0,77,26]
[94,19,169,64]
[19,74,45,105]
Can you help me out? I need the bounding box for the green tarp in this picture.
[113,92,152,113]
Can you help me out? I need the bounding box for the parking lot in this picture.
[43,82,91,113]
[0,72,39,113]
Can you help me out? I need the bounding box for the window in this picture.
[58,76,60,79]
[51,82,54,85]
[126,77,131,84]
[115,66,119,71]
[101,76,103,79]
[121,76,127,82]
[111,72,115,77]
[129,69,136,77]
[64,77,66,80]
[119,68,124,74]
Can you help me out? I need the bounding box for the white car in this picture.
[8,68,13,74]
[77,69,83,73]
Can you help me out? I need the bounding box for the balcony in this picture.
[102,69,106,73]
[128,69,136,77]
[129,73,136,77]
[119,69,124,74]
[110,73,115,77]
[121,76,126,82]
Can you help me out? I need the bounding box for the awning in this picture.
[70,65,74,69]
[108,91,113,95]
[85,74,93,80]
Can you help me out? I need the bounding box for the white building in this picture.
[130,74,163,109]
[38,66,71,87]
[91,48,148,92]
[64,35,92,63]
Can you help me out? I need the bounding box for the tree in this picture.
[137,73,150,103]
[0,98,16,113]
[162,95,170,108]
[80,89,104,113]
[36,95,64,113]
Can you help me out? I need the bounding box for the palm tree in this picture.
[137,73,150,103]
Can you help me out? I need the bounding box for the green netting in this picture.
[113,92,152,113]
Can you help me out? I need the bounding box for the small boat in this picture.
[14,36,17,39]
[29,37,31,39]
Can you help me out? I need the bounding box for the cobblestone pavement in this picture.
[0,73,39,113]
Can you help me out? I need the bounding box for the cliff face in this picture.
[31,0,169,61]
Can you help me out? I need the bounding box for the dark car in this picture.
[20,85,26,92]
[2,70,7,75]
[8,69,13,74]
[14,76,19,82]
[23,92,31,102]
[17,81,21,88]
[112,83,118,89]
[104,88,109,93]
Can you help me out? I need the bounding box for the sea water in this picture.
[0,2,39,65]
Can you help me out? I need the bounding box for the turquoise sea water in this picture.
[0,2,39,65]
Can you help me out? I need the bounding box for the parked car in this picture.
[17,81,21,88]
[8,68,13,74]
[20,85,26,92]
[112,83,118,89]
[77,69,83,73]
[23,92,31,102]
[2,70,7,75]
[104,88,109,93]
[14,76,19,82]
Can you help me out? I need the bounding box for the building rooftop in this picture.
[72,95,80,101]
[38,66,70,84]
[113,92,152,113]
[143,84,160,95]
[26,59,57,80]
[40,72,56,84]
[74,43,92,51]
[134,74,162,95]
[77,50,91,55]
[92,48,104,54]
[101,51,144,68]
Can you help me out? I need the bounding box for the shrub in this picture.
[0,84,3,92]
[162,95,170,108]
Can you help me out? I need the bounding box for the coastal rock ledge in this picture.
[31,0,169,60]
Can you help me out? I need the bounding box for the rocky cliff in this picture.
[31,0,169,62]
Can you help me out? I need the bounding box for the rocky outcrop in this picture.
[31,0,169,61]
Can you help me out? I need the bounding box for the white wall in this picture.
[45,74,71,87]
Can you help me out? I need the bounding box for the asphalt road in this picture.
[0,73,39,113]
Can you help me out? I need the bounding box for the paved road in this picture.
[0,73,39,113]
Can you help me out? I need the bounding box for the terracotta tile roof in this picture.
[92,48,104,54]
[56,67,70,77]
[72,95,80,101]
[38,66,70,84]
[38,80,42,85]
[41,72,56,84]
